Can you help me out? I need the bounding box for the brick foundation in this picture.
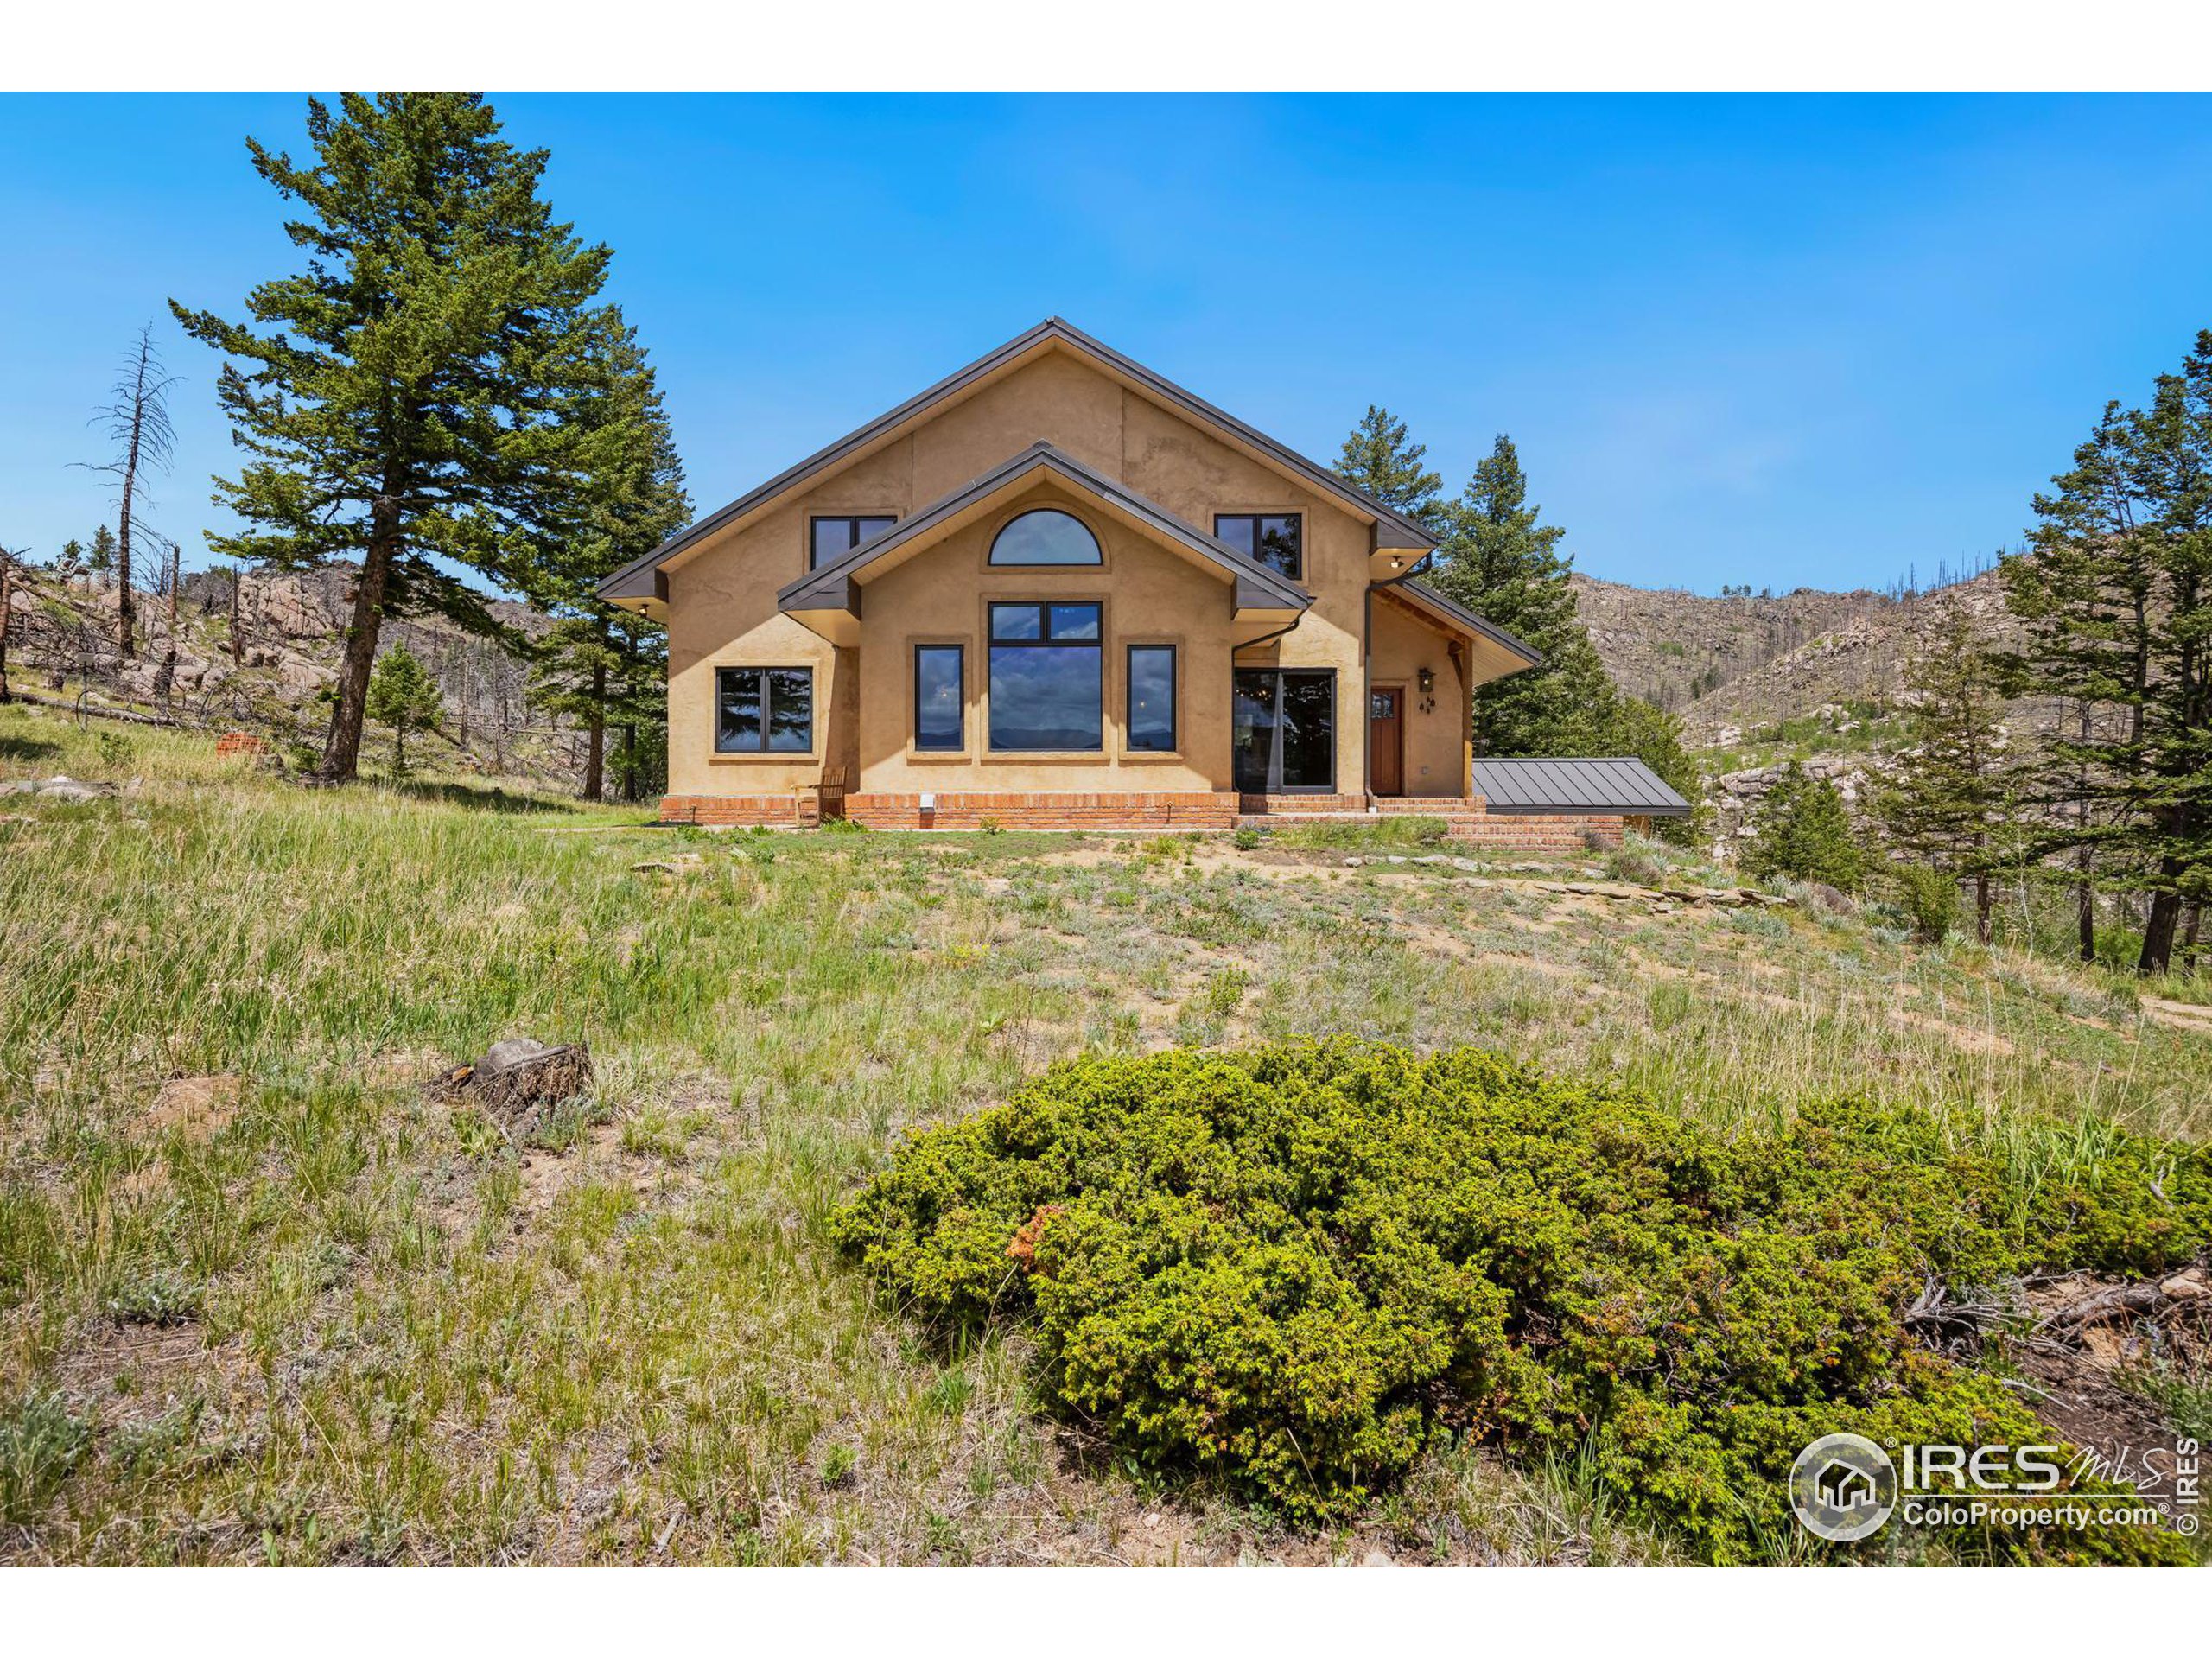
[842,791,1239,831]
[658,793,809,827]
[655,788,1624,847]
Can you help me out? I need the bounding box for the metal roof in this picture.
[778,442,1313,616]
[1469,757,1694,817]
[597,317,1439,602]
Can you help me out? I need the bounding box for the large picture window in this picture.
[715,666,814,753]
[1232,668,1334,792]
[914,645,964,751]
[988,509,1102,566]
[1214,513,1302,581]
[810,514,896,569]
[1126,645,1177,753]
[988,602,1102,751]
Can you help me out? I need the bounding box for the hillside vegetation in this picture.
[3,702,2208,1563]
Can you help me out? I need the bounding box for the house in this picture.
[599,319,1690,841]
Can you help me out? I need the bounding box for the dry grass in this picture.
[3,700,2209,1563]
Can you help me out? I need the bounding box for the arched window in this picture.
[988,508,1102,566]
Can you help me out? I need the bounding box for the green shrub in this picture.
[1741,763,1866,891]
[834,1041,2208,1561]
[95,730,135,771]
[1231,828,1262,851]
[1895,864,1961,944]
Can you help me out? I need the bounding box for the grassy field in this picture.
[3,701,2209,1564]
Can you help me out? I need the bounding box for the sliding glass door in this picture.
[1232,669,1335,793]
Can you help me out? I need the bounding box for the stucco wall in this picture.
[1368,594,1472,798]
[659,346,1427,798]
[854,483,1238,792]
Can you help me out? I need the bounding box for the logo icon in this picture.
[1790,1433,1897,1542]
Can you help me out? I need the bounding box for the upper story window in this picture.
[810,514,896,570]
[1214,513,1302,582]
[988,508,1102,566]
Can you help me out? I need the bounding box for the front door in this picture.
[1233,669,1337,793]
[1369,685,1404,796]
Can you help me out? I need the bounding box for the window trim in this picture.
[1213,512,1305,582]
[912,641,966,754]
[985,600,1104,753]
[987,506,1104,568]
[808,513,898,571]
[1124,642,1179,755]
[713,664,816,755]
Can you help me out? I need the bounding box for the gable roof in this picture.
[779,441,1313,617]
[597,317,1439,603]
[1380,577,1545,669]
[1468,757,1694,817]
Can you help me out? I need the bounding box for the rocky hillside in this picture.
[1573,566,2054,845]
[1,563,582,785]
[1570,573,1904,714]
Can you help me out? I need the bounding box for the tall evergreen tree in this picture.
[2004,336,2212,975]
[1335,406,1444,528]
[1427,435,1615,756]
[173,92,620,783]
[524,311,688,801]
[1872,595,2018,943]
[86,524,117,582]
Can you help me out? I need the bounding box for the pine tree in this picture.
[1872,595,2018,942]
[1741,762,1866,891]
[365,643,443,777]
[172,92,620,784]
[87,524,117,582]
[57,539,86,576]
[1334,406,1443,527]
[1602,695,1708,848]
[1427,435,1615,756]
[2004,335,2212,975]
[523,311,688,801]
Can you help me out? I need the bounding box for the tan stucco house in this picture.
[600,320,1687,841]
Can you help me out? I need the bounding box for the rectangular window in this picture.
[914,645,964,751]
[1214,513,1303,581]
[1232,668,1334,791]
[715,666,814,753]
[1126,645,1177,753]
[809,514,897,569]
[988,602,1102,752]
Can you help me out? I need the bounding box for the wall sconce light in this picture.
[1389,556,1403,570]
[1417,666,1435,695]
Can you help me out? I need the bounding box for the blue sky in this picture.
[4,92,2210,595]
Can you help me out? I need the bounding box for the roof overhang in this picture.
[594,317,1440,607]
[1374,579,1544,687]
[775,442,1314,647]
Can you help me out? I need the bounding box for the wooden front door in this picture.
[1369,684,1404,796]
